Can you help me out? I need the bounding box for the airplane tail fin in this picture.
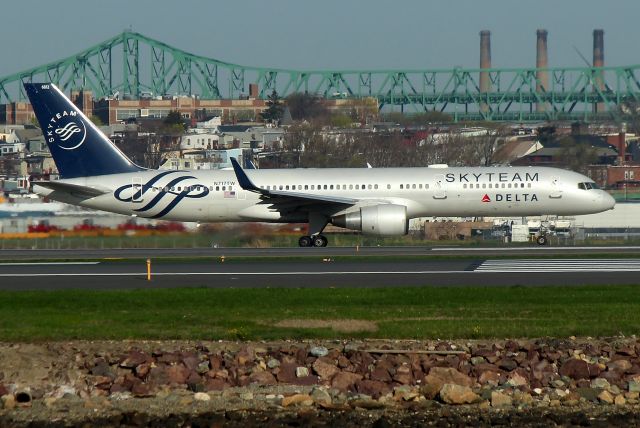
[24,83,144,179]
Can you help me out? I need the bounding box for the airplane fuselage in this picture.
[34,166,615,224]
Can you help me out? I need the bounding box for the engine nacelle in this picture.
[331,204,408,236]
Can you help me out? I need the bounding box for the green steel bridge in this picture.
[1,31,640,122]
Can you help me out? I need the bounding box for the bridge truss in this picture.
[1,31,640,122]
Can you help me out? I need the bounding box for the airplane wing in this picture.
[31,181,109,199]
[230,157,357,206]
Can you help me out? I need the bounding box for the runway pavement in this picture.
[2,245,640,260]
[0,257,639,290]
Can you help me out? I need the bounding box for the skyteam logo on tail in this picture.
[46,110,87,150]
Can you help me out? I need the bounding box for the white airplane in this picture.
[25,83,615,247]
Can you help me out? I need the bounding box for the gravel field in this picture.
[1,338,640,427]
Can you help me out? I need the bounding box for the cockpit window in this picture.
[578,182,600,190]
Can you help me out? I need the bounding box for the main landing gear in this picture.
[298,235,328,247]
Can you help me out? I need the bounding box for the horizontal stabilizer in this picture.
[32,181,108,199]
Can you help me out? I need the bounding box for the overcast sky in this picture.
[1,0,639,77]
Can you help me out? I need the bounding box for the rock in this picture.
[393,365,413,385]
[478,370,501,386]
[310,387,332,405]
[615,394,626,406]
[591,378,611,390]
[439,383,479,405]
[331,372,362,392]
[559,359,594,380]
[310,346,329,357]
[312,359,339,381]
[166,365,191,385]
[598,390,614,404]
[204,378,227,391]
[420,383,442,400]
[470,357,486,366]
[182,355,201,371]
[282,393,313,407]
[370,366,392,383]
[491,391,513,407]
[131,382,152,397]
[356,380,391,399]
[296,367,309,378]
[424,367,473,390]
[120,350,151,369]
[266,358,280,369]
[506,372,528,387]
[90,361,115,379]
[629,380,640,393]
[513,390,533,406]
[393,385,419,401]
[1,394,16,410]
[608,359,632,373]
[249,371,277,386]
[575,387,600,402]
[498,359,518,372]
[196,361,210,374]
[193,392,210,402]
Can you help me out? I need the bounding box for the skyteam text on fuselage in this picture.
[24,83,615,247]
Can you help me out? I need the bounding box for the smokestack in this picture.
[479,30,491,113]
[536,29,549,113]
[593,29,605,113]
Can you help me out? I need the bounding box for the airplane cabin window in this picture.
[216,186,220,191]
[463,184,467,189]
[222,186,226,191]
[304,185,308,190]
[374,184,378,189]
[419,184,423,189]
[508,183,512,188]
[412,184,416,189]
[311,185,315,190]
[387,184,391,189]
[355,185,360,190]
[400,184,403,189]
[279,185,283,190]
[482,184,486,189]
[502,183,506,188]
[323,185,328,190]
[425,184,429,189]
[349,184,353,190]
[330,185,334,190]
[527,183,531,188]
[368,184,372,190]
[521,183,525,188]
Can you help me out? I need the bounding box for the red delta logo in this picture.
[481,194,491,202]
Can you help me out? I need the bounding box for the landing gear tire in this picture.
[536,235,548,246]
[312,235,328,247]
[298,236,313,247]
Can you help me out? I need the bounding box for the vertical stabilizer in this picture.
[24,83,143,178]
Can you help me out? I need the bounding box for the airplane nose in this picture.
[602,191,615,210]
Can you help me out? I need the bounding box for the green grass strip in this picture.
[1,285,639,341]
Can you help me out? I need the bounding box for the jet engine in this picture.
[331,204,408,236]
